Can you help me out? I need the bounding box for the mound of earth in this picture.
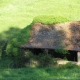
[21,21,80,51]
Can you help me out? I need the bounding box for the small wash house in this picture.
[21,21,80,62]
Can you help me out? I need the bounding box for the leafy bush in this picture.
[37,53,57,67]
[54,39,70,55]
[59,62,78,69]
[20,51,57,68]
[54,49,69,54]
[23,51,35,65]
[6,24,32,57]
[12,50,38,68]
[0,57,13,69]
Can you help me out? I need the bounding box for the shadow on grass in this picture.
[0,27,21,57]
[0,22,33,68]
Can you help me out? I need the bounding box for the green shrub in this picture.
[24,51,35,64]
[59,62,78,69]
[54,49,69,54]
[12,50,38,68]
[0,57,13,69]
[22,51,57,68]
[6,23,32,57]
[38,53,57,67]
[54,39,69,55]
[1,40,8,59]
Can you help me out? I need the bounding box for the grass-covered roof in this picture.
[21,21,80,51]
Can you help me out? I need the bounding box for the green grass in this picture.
[33,15,72,24]
[0,1,80,79]
[0,0,80,33]
[0,67,80,80]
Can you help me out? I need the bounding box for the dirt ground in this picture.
[56,58,80,65]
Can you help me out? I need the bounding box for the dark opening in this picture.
[49,49,77,62]
[66,50,77,62]
[24,48,77,62]
[25,48,44,55]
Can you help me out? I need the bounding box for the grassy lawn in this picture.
[0,0,80,33]
[0,67,80,80]
[0,0,80,80]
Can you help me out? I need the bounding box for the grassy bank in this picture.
[0,0,80,79]
[0,67,80,80]
[0,0,80,33]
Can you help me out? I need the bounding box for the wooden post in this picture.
[45,49,48,54]
[77,52,80,62]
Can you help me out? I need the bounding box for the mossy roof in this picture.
[21,21,80,51]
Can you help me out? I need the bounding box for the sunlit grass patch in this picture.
[0,0,12,7]
[33,15,72,24]
[0,0,80,33]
